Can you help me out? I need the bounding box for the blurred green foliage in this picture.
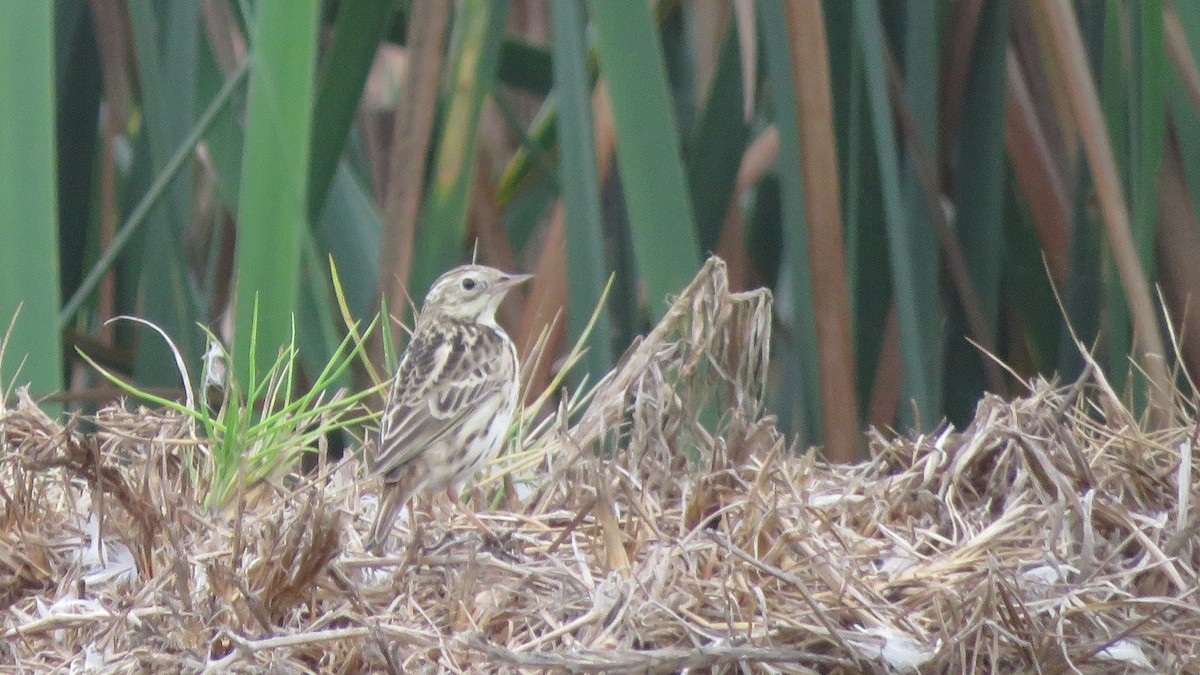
[6,0,1199,459]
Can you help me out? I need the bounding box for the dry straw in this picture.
[2,258,1198,672]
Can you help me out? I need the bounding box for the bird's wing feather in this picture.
[370,322,510,480]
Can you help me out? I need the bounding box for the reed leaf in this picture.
[233,0,320,385]
[553,0,613,381]
[0,2,61,396]
[591,0,701,319]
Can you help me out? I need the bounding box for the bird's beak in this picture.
[498,272,533,289]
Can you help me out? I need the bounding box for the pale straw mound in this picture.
[2,258,1196,673]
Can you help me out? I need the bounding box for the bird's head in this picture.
[419,264,532,325]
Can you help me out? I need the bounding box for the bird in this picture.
[365,264,531,552]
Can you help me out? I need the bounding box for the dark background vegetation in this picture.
[1,0,1196,462]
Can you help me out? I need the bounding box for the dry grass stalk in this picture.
[2,258,1199,672]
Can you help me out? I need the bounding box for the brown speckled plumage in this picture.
[366,265,529,552]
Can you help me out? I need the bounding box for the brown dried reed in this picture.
[1,258,1197,672]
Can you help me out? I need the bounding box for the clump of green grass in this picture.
[79,297,381,510]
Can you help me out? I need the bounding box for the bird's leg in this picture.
[403,507,423,568]
[447,486,495,537]
[407,499,421,546]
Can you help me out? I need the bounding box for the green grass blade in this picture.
[590,0,701,318]
[1099,0,1132,379]
[0,2,62,395]
[1003,178,1063,373]
[296,231,347,394]
[495,101,560,207]
[56,6,102,312]
[128,1,203,386]
[825,0,892,422]
[77,349,200,420]
[1129,1,1165,289]
[898,1,943,429]
[944,0,1008,425]
[59,59,249,325]
[659,5,696,138]
[410,0,512,299]
[759,0,822,442]
[1170,115,1200,219]
[233,0,321,385]
[687,21,750,252]
[854,0,940,427]
[1123,0,1165,406]
[128,1,198,230]
[1056,0,1108,380]
[307,0,396,222]
[552,0,613,383]
[499,37,554,96]
[198,39,248,208]
[315,164,383,321]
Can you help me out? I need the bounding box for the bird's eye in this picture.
[461,277,477,291]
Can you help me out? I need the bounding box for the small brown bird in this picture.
[366,264,531,552]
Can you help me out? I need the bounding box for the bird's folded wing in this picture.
[369,327,507,479]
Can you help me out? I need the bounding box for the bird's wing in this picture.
[370,322,511,480]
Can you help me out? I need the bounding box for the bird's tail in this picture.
[366,485,411,554]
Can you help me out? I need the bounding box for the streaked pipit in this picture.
[366,264,531,552]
